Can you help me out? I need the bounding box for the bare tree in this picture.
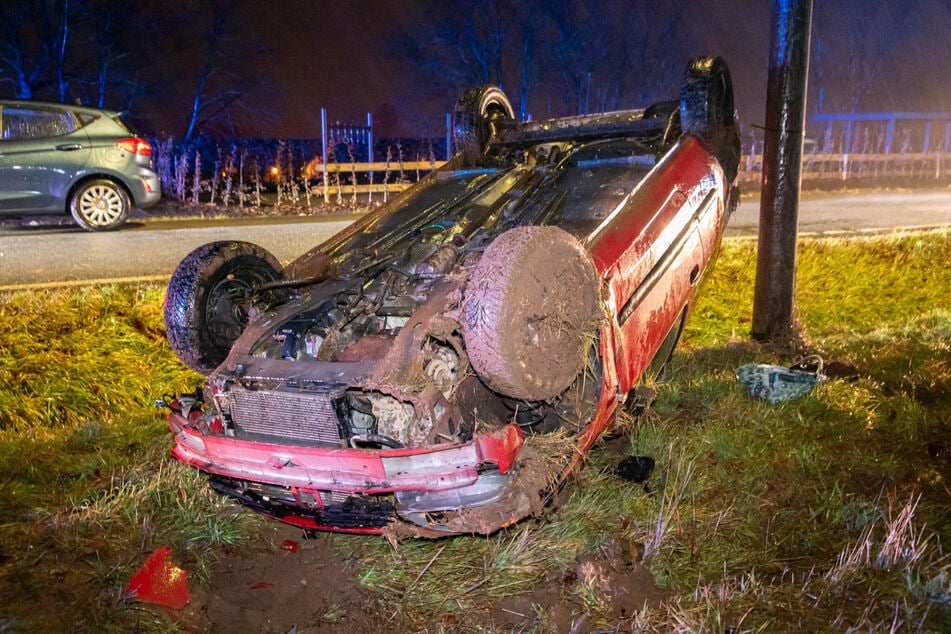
[391,0,546,121]
[53,0,73,101]
[545,1,615,114]
[182,0,261,139]
[0,3,54,99]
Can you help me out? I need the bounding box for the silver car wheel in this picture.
[69,179,130,231]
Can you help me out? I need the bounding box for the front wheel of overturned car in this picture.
[462,226,602,402]
[164,241,283,374]
[680,56,741,182]
[452,85,515,168]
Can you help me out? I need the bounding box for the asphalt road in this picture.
[0,215,359,288]
[1,191,948,287]
[726,190,951,238]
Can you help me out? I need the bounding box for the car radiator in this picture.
[228,388,345,447]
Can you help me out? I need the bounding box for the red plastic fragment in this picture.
[250,582,275,590]
[477,424,525,474]
[280,539,299,553]
[126,547,190,609]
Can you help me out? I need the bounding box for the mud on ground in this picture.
[170,433,664,632]
[174,521,664,633]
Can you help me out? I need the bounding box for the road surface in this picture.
[726,190,951,237]
[1,192,948,287]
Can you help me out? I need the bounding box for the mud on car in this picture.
[162,57,741,537]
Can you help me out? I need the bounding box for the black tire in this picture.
[680,56,741,182]
[164,241,282,374]
[462,226,601,401]
[69,178,129,231]
[452,85,514,167]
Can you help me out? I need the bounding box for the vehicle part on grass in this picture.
[164,241,283,374]
[68,178,130,231]
[452,85,515,168]
[462,225,601,401]
[736,356,827,403]
[615,455,656,483]
[125,547,190,609]
[161,55,740,536]
[280,539,299,553]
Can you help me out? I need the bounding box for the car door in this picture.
[0,104,91,214]
[584,136,724,393]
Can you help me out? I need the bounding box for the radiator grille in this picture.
[230,388,344,447]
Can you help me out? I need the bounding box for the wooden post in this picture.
[842,119,852,179]
[752,0,814,344]
[367,112,374,204]
[321,108,329,203]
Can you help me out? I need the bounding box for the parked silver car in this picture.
[0,100,160,230]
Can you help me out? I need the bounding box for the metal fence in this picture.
[739,151,951,183]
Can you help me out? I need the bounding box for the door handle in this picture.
[55,144,83,151]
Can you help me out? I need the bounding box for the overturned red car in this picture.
[162,57,740,536]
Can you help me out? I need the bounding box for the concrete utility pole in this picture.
[752,0,814,343]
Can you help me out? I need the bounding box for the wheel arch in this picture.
[65,171,137,212]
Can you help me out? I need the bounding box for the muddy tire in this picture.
[164,241,282,374]
[680,56,741,182]
[452,85,514,167]
[462,226,601,401]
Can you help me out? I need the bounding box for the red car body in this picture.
[164,61,739,537]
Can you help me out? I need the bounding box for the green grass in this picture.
[0,230,949,631]
[346,230,951,631]
[0,285,261,632]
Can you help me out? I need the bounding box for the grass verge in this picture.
[0,230,948,631]
[0,285,261,632]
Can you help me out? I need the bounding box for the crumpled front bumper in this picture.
[168,411,526,532]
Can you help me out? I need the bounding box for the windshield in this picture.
[321,165,528,276]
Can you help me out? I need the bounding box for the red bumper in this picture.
[168,413,525,495]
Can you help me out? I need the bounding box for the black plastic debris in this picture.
[615,455,655,483]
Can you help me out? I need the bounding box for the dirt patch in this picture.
[572,538,667,621]
[471,536,665,630]
[181,524,380,633]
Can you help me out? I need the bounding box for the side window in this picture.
[0,107,77,140]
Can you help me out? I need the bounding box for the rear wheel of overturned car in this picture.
[164,241,282,374]
[462,226,602,402]
[69,178,129,231]
[452,85,515,168]
[680,56,741,182]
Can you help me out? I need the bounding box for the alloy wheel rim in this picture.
[78,185,124,226]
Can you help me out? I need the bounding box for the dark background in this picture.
[2,0,949,139]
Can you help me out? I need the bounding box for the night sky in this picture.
[206,0,951,138]
[3,0,950,140]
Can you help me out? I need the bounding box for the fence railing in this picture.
[317,160,448,200]
[739,151,950,182]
